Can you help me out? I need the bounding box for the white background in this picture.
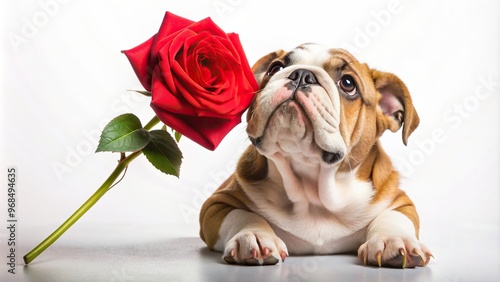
[1,0,499,280]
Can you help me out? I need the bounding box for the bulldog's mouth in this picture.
[249,69,345,165]
[249,134,344,165]
[249,99,309,140]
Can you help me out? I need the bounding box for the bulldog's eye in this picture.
[267,61,285,77]
[338,75,357,97]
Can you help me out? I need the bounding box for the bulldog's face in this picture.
[247,43,419,172]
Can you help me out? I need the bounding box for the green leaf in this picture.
[96,114,151,153]
[142,130,183,177]
[160,124,181,142]
[128,90,152,97]
[174,131,182,143]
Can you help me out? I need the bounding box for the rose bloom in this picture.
[122,12,258,150]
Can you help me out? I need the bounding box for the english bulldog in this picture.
[199,43,432,268]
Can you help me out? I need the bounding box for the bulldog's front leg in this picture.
[358,210,432,268]
[216,209,288,265]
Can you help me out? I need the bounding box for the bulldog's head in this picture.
[246,43,419,172]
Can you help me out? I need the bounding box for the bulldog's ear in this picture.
[371,69,419,145]
[252,50,286,85]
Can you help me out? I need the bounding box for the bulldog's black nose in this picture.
[288,69,318,87]
[322,150,344,164]
[249,136,263,148]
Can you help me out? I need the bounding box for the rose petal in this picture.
[122,12,197,91]
[179,38,240,104]
[151,66,196,116]
[174,79,233,117]
[187,17,227,38]
[157,29,199,96]
[151,12,195,60]
[152,64,232,119]
[151,106,242,151]
[228,33,259,91]
[122,35,156,91]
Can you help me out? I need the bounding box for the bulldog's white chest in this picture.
[250,161,388,254]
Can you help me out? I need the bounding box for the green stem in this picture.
[144,115,160,131]
[23,115,160,265]
[23,151,141,265]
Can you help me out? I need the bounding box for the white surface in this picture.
[2,223,499,282]
[1,0,499,281]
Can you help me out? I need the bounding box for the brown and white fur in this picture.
[199,43,432,268]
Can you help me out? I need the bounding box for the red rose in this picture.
[122,12,258,150]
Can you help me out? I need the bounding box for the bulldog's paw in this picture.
[357,235,433,268]
[223,230,288,265]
